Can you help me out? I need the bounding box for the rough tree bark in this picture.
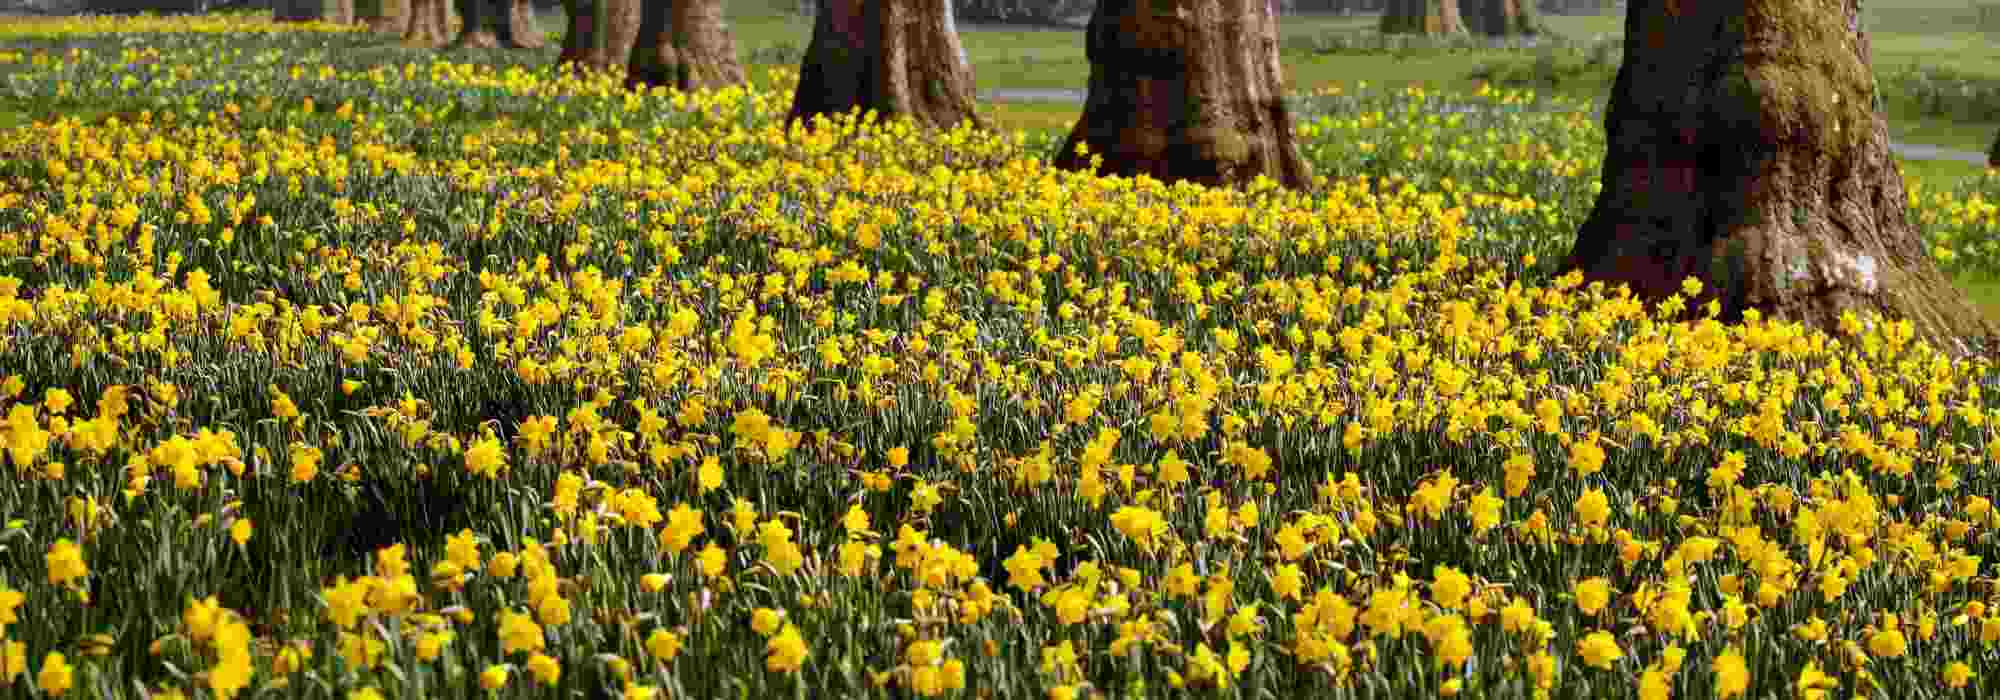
[1989,129,2000,169]
[452,0,545,48]
[405,0,454,45]
[628,0,746,91]
[559,0,643,72]
[1379,0,1466,34]
[1462,0,1542,35]
[1567,0,1996,352]
[275,0,356,22]
[1052,0,1309,190]
[787,0,983,131]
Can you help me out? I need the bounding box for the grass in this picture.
[749,4,2000,155]
[1900,157,1992,185]
[1956,273,2000,320]
[8,10,2000,700]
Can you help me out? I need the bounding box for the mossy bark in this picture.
[1461,0,1541,35]
[559,0,642,72]
[1053,0,1309,190]
[628,0,746,91]
[405,0,455,45]
[787,0,984,131]
[1568,0,1996,353]
[453,0,544,48]
[1379,0,1466,34]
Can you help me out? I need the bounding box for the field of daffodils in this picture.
[5,13,2000,700]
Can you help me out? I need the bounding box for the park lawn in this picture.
[724,2,2000,154]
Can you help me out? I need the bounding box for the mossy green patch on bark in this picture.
[1186,124,1252,166]
[1747,0,1875,154]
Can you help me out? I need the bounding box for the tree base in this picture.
[786,0,982,131]
[627,0,743,92]
[403,0,453,46]
[558,0,642,72]
[452,29,502,48]
[1053,0,1308,190]
[1567,0,1996,354]
[507,0,546,48]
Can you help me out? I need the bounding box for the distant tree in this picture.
[1568,0,1995,351]
[559,0,642,72]
[1380,0,1465,34]
[275,0,356,22]
[1054,0,1309,190]
[788,0,982,130]
[1462,0,1541,35]
[357,0,412,33]
[405,0,455,44]
[452,0,545,48]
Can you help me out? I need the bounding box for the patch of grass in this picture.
[1898,156,1991,186]
[1955,271,2000,323]
[1886,110,2000,155]
[977,100,1078,136]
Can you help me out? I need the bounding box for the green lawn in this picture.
[717,3,2000,155]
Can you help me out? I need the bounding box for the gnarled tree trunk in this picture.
[787,0,982,131]
[275,0,356,22]
[453,0,544,48]
[1052,0,1309,190]
[1462,0,1541,35]
[560,0,642,72]
[628,0,746,91]
[1568,0,1996,353]
[405,0,454,45]
[1379,0,1465,34]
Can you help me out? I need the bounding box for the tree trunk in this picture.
[559,0,642,72]
[1052,0,1309,190]
[453,0,544,47]
[1379,0,1465,34]
[359,0,412,33]
[1989,128,2000,169]
[511,0,548,45]
[275,0,355,22]
[787,0,983,131]
[405,0,454,44]
[1567,0,1996,353]
[628,0,746,91]
[1462,0,1541,35]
